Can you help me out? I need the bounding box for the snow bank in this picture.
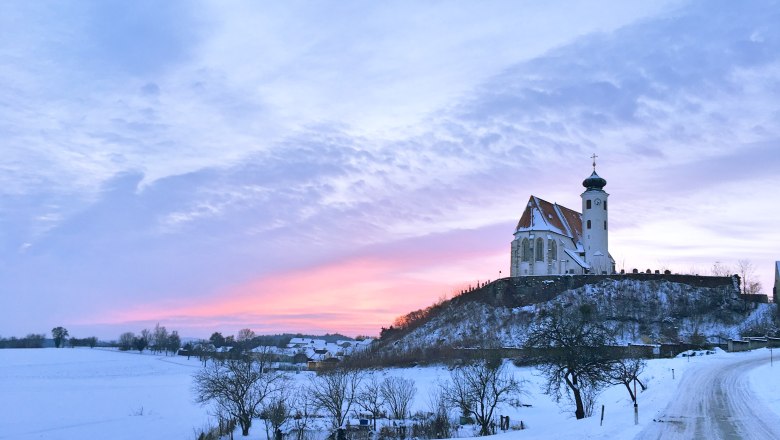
[748,347,780,417]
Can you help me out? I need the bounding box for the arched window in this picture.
[521,238,530,262]
[604,200,607,210]
[548,239,557,261]
[587,220,592,229]
[535,237,544,261]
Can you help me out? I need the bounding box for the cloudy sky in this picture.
[1,0,779,340]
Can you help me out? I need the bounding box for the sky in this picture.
[1,0,779,340]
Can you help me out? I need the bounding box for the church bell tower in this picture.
[581,154,610,274]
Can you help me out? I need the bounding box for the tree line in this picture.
[193,349,525,439]
[0,327,99,349]
[0,333,46,348]
[118,323,181,355]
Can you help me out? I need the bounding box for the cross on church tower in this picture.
[591,153,598,171]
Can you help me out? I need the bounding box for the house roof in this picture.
[516,196,583,244]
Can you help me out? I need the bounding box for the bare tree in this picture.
[523,306,616,420]
[381,376,416,421]
[136,328,151,352]
[426,386,452,439]
[579,381,600,418]
[290,385,315,440]
[133,334,148,353]
[235,328,257,353]
[737,259,763,295]
[152,323,169,354]
[443,357,522,436]
[711,261,733,277]
[355,373,385,430]
[118,332,134,351]
[193,350,286,436]
[237,328,256,343]
[607,354,646,403]
[167,330,181,354]
[51,327,69,348]
[309,367,362,429]
[261,381,294,440]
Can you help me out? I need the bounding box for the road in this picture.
[635,349,780,440]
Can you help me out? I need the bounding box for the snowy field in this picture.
[0,347,778,440]
[0,348,210,440]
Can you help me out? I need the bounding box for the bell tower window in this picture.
[587,220,591,229]
[586,200,592,209]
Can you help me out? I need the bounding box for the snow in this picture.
[2,347,779,440]
[0,348,210,440]
[635,348,780,439]
[748,347,780,417]
[515,199,564,236]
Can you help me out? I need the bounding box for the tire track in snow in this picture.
[635,350,780,440]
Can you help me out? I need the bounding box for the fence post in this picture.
[600,405,605,426]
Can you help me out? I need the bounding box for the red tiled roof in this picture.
[515,195,583,244]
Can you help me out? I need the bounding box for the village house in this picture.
[286,337,373,369]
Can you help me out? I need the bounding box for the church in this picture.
[510,159,615,276]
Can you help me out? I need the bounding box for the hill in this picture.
[375,274,776,357]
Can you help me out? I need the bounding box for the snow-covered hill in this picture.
[378,275,774,354]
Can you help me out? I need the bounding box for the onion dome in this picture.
[582,171,607,190]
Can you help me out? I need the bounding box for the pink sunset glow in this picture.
[89,232,509,337]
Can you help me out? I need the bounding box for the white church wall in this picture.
[511,230,581,276]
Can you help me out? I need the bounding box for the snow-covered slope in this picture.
[379,276,771,353]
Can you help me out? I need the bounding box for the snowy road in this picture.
[635,350,780,440]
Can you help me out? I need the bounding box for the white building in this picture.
[510,162,615,276]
